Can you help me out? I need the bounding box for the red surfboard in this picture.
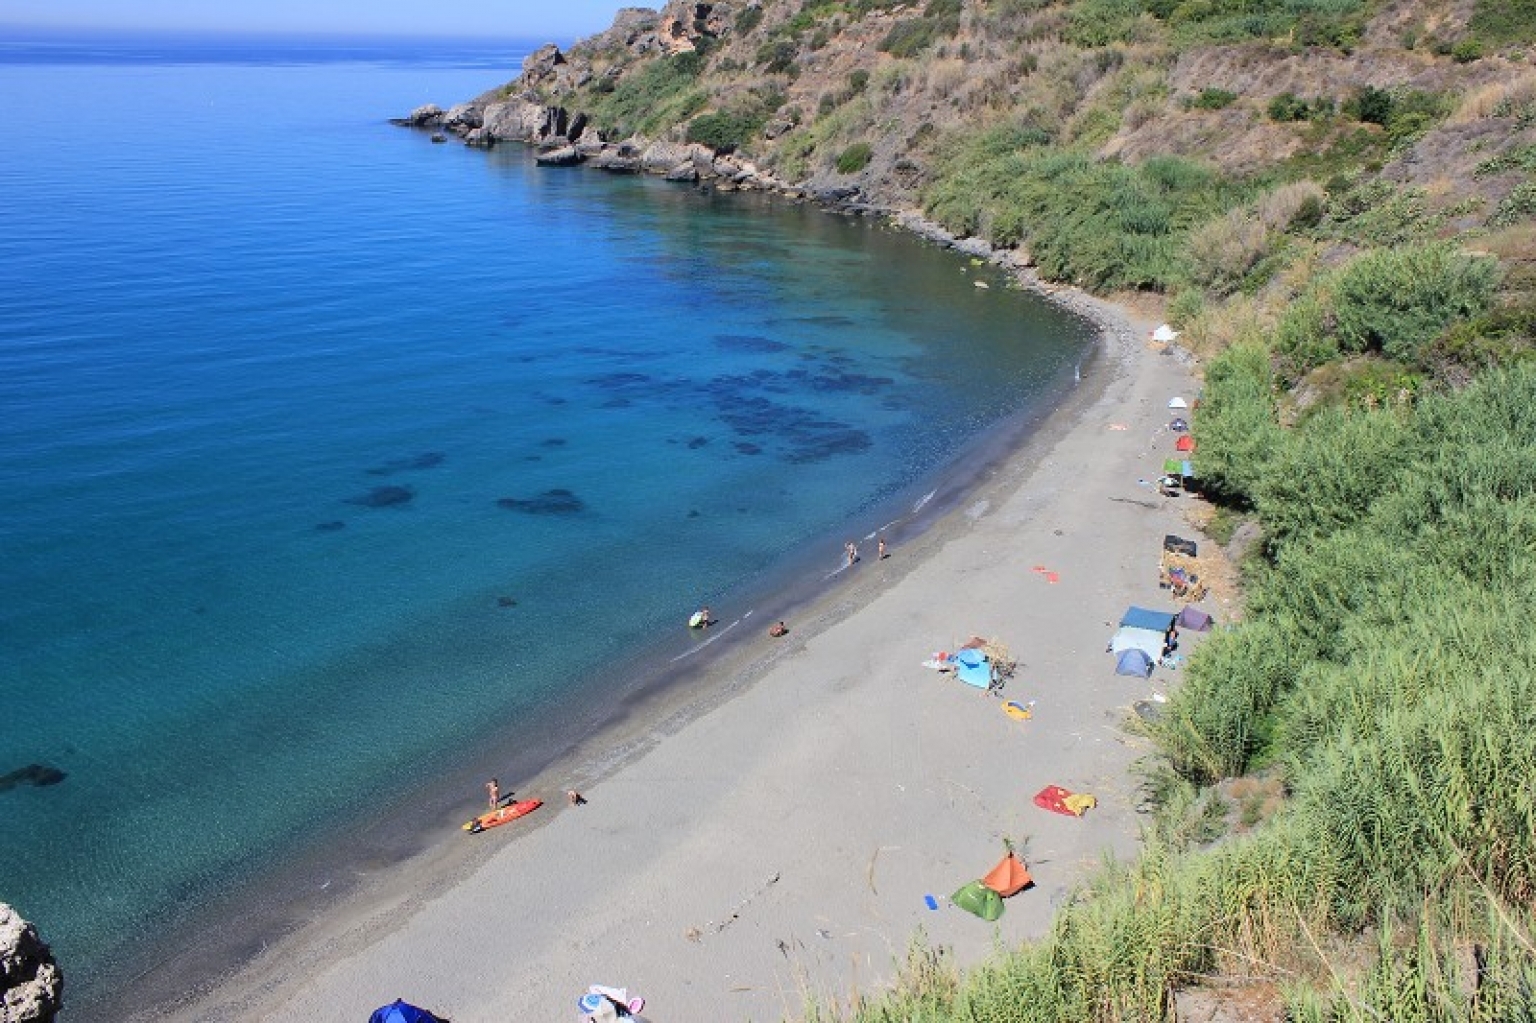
[464,798,543,833]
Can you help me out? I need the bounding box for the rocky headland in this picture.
[0,904,61,1023]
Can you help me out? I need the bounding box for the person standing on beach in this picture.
[845,541,858,567]
[878,537,888,560]
[486,778,500,810]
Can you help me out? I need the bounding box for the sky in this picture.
[1,1,644,44]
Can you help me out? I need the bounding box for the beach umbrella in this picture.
[1167,396,1188,410]
[369,1000,443,1023]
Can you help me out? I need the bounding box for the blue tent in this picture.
[1116,648,1154,678]
[1119,606,1177,633]
[369,1000,443,1023]
[952,647,992,689]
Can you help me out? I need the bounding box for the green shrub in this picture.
[1344,85,1393,125]
[1192,342,1282,504]
[835,142,874,173]
[1167,288,1204,326]
[1063,0,1145,46]
[1331,243,1500,363]
[735,6,763,34]
[1469,0,1536,46]
[879,18,940,56]
[754,39,799,73]
[1422,300,1536,381]
[1452,37,1485,61]
[687,110,766,152]
[1267,91,1330,121]
[586,54,707,137]
[1276,243,1500,370]
[1489,180,1536,226]
[848,68,870,95]
[1192,87,1238,110]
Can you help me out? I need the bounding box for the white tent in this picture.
[1151,324,1179,342]
[1110,626,1165,661]
[1168,396,1189,410]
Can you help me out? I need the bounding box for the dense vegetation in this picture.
[519,0,1536,1016]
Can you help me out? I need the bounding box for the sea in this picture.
[0,30,1094,1015]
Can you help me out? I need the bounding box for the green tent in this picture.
[951,880,1004,921]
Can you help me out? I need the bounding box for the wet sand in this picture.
[144,284,1204,1023]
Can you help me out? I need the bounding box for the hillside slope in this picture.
[404,3,1536,1019]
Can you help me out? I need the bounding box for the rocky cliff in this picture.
[402,0,1534,249]
[0,905,61,1023]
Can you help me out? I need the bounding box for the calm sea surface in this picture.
[0,32,1092,1009]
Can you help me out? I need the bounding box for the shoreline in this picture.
[133,268,1203,1021]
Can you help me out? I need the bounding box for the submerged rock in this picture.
[0,765,65,794]
[496,489,586,515]
[346,485,415,508]
[0,903,62,1022]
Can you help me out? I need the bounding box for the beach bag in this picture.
[951,880,1004,921]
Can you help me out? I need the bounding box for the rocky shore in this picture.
[0,904,61,1023]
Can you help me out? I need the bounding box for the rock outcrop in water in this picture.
[0,904,62,1023]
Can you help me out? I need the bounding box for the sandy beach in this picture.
[150,286,1205,1023]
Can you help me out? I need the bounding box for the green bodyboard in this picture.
[951,880,1004,921]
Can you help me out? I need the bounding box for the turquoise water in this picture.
[0,34,1093,1008]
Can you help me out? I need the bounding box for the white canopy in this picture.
[1110,626,1166,660]
[1152,324,1179,342]
[1168,396,1189,409]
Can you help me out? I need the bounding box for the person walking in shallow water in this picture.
[486,778,501,810]
[845,541,858,567]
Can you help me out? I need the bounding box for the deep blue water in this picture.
[0,34,1092,1006]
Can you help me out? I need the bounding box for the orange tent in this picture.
[981,853,1033,897]
[1175,435,1196,452]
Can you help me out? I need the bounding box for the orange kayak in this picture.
[463,798,542,833]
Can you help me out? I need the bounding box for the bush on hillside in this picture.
[1275,244,1500,373]
[1187,208,1270,296]
[834,142,874,174]
[1331,244,1500,362]
[1469,0,1536,46]
[587,53,707,137]
[1191,87,1238,109]
[1190,342,1281,503]
[687,110,766,153]
[735,6,763,34]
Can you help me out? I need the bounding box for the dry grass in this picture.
[1181,293,1278,362]
[1446,70,1536,125]
[1256,180,1325,232]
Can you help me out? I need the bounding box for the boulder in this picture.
[535,146,584,167]
[664,161,700,182]
[0,904,61,1023]
[639,140,694,174]
[391,103,443,127]
[443,103,482,130]
[520,44,566,87]
[591,152,643,174]
[479,98,554,143]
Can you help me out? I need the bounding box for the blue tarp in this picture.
[369,1000,442,1023]
[952,647,992,688]
[1120,606,1177,632]
[1116,648,1155,678]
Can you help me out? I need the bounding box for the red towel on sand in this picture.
[1034,785,1076,816]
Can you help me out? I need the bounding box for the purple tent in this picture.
[1115,648,1154,678]
[1178,606,1214,631]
